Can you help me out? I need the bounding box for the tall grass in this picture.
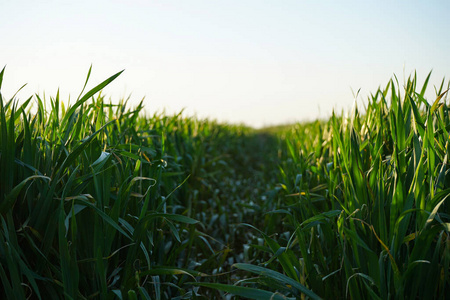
[240,72,449,299]
[0,66,268,299]
[1,66,449,299]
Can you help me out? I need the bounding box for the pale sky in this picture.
[1,0,449,127]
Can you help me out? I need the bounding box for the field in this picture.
[0,66,449,299]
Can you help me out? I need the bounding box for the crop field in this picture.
[0,66,449,299]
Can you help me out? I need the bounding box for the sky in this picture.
[1,0,449,128]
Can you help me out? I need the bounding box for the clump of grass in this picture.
[0,66,285,299]
[0,67,225,299]
[237,72,449,299]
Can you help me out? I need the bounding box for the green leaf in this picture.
[0,66,5,90]
[430,88,449,114]
[241,223,299,283]
[74,198,132,240]
[233,263,321,299]
[190,282,295,300]
[61,69,124,128]
[0,175,50,215]
[138,266,206,280]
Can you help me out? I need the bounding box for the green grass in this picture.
[0,66,449,299]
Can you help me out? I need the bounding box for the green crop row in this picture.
[0,66,449,299]
[260,72,450,299]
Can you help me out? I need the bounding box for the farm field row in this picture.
[0,67,449,299]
